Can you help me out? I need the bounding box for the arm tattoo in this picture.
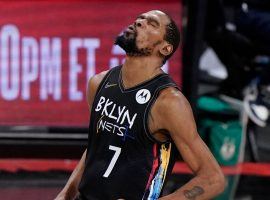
[183,186,204,200]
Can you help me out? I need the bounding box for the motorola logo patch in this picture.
[135,89,151,104]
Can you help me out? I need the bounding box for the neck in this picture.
[121,56,163,88]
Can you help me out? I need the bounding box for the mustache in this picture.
[123,24,137,35]
[114,30,137,45]
[128,24,137,32]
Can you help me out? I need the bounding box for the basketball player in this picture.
[55,10,225,200]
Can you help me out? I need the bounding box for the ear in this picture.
[159,43,173,57]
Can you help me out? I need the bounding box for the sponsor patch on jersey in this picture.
[136,89,151,104]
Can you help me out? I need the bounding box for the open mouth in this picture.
[123,26,136,38]
[124,31,133,38]
[125,29,134,34]
[124,31,132,37]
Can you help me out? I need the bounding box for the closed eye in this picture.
[148,19,159,27]
[136,15,160,28]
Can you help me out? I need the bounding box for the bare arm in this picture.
[151,88,225,200]
[55,70,108,200]
[55,150,87,200]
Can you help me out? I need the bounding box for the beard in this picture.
[114,31,152,56]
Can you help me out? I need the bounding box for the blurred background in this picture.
[0,0,269,199]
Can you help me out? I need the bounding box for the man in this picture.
[55,10,225,200]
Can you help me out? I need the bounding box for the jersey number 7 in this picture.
[103,145,121,178]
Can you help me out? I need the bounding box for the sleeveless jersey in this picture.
[79,66,179,200]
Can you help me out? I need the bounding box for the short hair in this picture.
[163,14,180,64]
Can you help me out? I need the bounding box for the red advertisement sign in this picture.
[0,1,182,127]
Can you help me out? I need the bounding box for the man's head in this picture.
[115,10,180,65]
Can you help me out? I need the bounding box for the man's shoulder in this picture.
[149,87,193,137]
[158,87,183,102]
[155,87,190,112]
[86,70,110,108]
[88,70,109,88]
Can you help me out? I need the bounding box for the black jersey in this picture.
[79,66,179,200]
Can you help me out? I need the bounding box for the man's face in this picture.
[115,10,170,57]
